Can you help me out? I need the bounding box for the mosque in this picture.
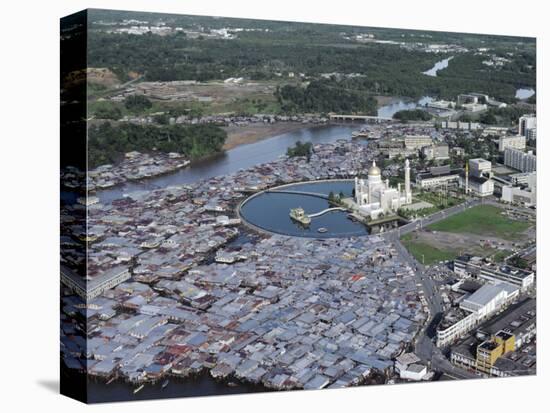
[353,159,412,219]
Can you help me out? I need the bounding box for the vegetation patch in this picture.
[427,205,530,240]
[401,233,459,265]
[88,122,227,168]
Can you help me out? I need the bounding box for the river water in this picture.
[97,99,436,204]
[515,87,535,100]
[97,125,360,203]
[422,57,454,77]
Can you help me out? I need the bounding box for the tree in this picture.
[124,95,152,113]
[393,109,432,121]
[94,103,122,120]
[287,141,313,158]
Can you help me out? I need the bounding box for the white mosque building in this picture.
[353,159,412,219]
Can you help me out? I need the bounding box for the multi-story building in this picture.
[421,144,449,161]
[440,120,480,130]
[498,135,526,152]
[509,171,536,186]
[404,135,433,150]
[436,283,519,347]
[526,128,537,141]
[518,114,536,137]
[416,165,462,188]
[453,255,535,290]
[476,331,516,373]
[501,171,536,206]
[504,148,536,172]
[450,298,536,377]
[468,158,492,178]
[61,265,131,300]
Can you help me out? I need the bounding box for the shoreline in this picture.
[222,121,329,150]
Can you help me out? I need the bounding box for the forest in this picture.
[88,122,227,168]
[87,27,535,104]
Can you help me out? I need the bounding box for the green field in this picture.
[427,205,530,240]
[401,234,459,265]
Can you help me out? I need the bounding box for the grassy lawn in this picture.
[427,205,530,240]
[401,234,459,265]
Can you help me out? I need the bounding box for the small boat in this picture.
[318,227,328,233]
[227,381,239,387]
[133,384,145,394]
[161,379,169,389]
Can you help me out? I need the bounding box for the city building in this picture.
[498,135,526,152]
[504,148,536,172]
[518,114,536,137]
[404,135,433,150]
[458,158,494,197]
[416,165,462,188]
[421,144,449,161]
[436,282,519,347]
[450,298,536,377]
[352,159,412,219]
[501,172,536,206]
[509,171,536,186]
[395,353,429,381]
[476,331,515,373]
[453,255,535,290]
[61,265,131,300]
[460,175,494,197]
[468,158,492,178]
[440,120,480,130]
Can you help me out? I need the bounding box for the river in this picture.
[515,87,535,100]
[97,125,362,203]
[422,56,454,77]
[96,99,436,203]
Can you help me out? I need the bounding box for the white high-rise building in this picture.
[504,148,536,173]
[518,114,536,137]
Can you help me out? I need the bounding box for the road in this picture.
[382,199,482,380]
[391,198,482,238]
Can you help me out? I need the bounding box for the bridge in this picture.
[329,114,393,123]
[266,189,329,199]
[308,207,346,218]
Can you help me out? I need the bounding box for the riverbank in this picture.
[222,121,324,150]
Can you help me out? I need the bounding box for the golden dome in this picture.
[368,161,381,176]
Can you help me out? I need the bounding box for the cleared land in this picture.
[427,204,530,240]
[401,233,458,265]
[400,204,532,265]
